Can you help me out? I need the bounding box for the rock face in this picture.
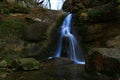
[63,0,120,79]
[85,21,120,47]
[106,35,120,49]
[22,11,66,57]
[86,48,120,74]
[0,4,66,64]
[67,1,120,48]
[12,58,39,70]
[63,0,115,12]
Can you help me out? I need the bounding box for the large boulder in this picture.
[39,57,86,80]
[12,58,39,71]
[22,10,66,58]
[86,48,120,74]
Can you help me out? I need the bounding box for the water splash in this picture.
[55,14,85,64]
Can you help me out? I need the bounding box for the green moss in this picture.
[12,58,39,70]
[0,1,31,14]
[0,8,10,15]
[10,6,30,14]
[0,18,24,37]
[0,49,23,65]
[0,18,26,64]
[88,9,104,18]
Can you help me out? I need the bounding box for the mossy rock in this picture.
[0,68,12,79]
[0,60,7,68]
[12,58,39,71]
[0,68,12,73]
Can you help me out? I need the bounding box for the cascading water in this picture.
[55,14,85,64]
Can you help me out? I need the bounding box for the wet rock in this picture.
[40,57,85,73]
[4,58,118,80]
[40,57,86,80]
[12,58,39,71]
[86,48,120,74]
[0,60,7,68]
[42,57,74,66]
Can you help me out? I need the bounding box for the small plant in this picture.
[10,5,30,14]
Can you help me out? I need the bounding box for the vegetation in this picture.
[0,18,24,37]
[0,18,25,64]
[0,0,31,14]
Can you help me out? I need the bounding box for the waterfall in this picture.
[54,14,85,64]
